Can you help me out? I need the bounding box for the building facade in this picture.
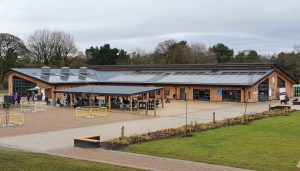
[5,63,297,103]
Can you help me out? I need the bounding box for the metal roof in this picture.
[87,63,276,69]
[8,68,275,86]
[105,69,274,86]
[54,85,162,95]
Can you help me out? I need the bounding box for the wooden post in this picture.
[88,94,91,106]
[121,126,125,138]
[108,95,111,111]
[70,93,74,106]
[129,96,133,111]
[52,87,57,100]
[137,99,140,114]
[161,89,165,108]
[213,112,216,123]
[154,99,157,116]
[146,92,149,115]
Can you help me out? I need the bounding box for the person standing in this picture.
[27,93,31,102]
[285,94,289,105]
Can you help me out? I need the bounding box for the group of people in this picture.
[26,92,43,102]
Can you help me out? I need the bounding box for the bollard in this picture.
[213,112,216,123]
[121,126,125,138]
[268,104,271,111]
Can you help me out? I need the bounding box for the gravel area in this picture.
[0,106,151,137]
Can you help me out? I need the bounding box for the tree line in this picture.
[1,30,300,85]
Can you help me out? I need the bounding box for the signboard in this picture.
[218,89,222,96]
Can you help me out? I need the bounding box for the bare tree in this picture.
[28,29,77,67]
[51,31,77,66]
[189,42,217,64]
[28,30,53,65]
[0,33,28,87]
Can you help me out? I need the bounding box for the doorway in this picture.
[180,88,186,100]
[258,79,269,102]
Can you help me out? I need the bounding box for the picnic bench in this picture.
[74,135,100,148]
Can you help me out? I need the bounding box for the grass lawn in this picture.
[123,111,300,171]
[0,150,139,171]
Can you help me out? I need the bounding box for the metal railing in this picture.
[75,106,107,118]
[0,112,24,127]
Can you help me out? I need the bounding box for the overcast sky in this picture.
[1,0,299,54]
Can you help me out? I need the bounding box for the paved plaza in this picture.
[0,99,292,171]
[0,100,279,151]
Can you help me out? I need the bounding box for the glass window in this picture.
[277,77,285,88]
[222,90,241,102]
[165,88,170,96]
[193,89,210,101]
[13,76,36,96]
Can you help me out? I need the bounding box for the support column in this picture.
[53,87,57,100]
[70,93,74,106]
[8,74,13,95]
[137,99,140,114]
[129,96,133,111]
[88,94,91,106]
[161,89,165,108]
[146,92,149,115]
[108,95,111,111]
[154,99,157,116]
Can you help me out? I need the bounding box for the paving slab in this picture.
[49,147,253,171]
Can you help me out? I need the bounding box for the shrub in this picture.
[103,109,295,150]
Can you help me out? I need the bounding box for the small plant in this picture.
[102,109,294,150]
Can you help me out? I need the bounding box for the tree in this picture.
[28,29,77,67]
[86,44,130,65]
[210,43,234,63]
[274,52,300,81]
[0,33,28,87]
[189,42,217,64]
[153,40,191,64]
[152,39,177,64]
[129,49,153,64]
[231,50,260,63]
[246,50,260,62]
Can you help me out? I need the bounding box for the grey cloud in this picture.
[0,0,300,54]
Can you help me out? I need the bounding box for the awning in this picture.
[28,86,42,91]
[54,85,162,96]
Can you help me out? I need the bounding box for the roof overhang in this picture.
[54,85,163,96]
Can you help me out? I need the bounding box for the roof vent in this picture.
[79,67,88,75]
[61,67,70,75]
[41,66,50,75]
[41,66,50,79]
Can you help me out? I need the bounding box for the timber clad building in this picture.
[5,63,296,103]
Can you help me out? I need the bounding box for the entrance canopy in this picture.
[54,85,162,96]
[28,86,43,91]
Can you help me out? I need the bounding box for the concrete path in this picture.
[0,100,288,171]
[49,147,253,171]
[0,101,277,152]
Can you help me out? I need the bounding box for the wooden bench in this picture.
[74,135,100,148]
[293,101,300,105]
[270,106,291,110]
